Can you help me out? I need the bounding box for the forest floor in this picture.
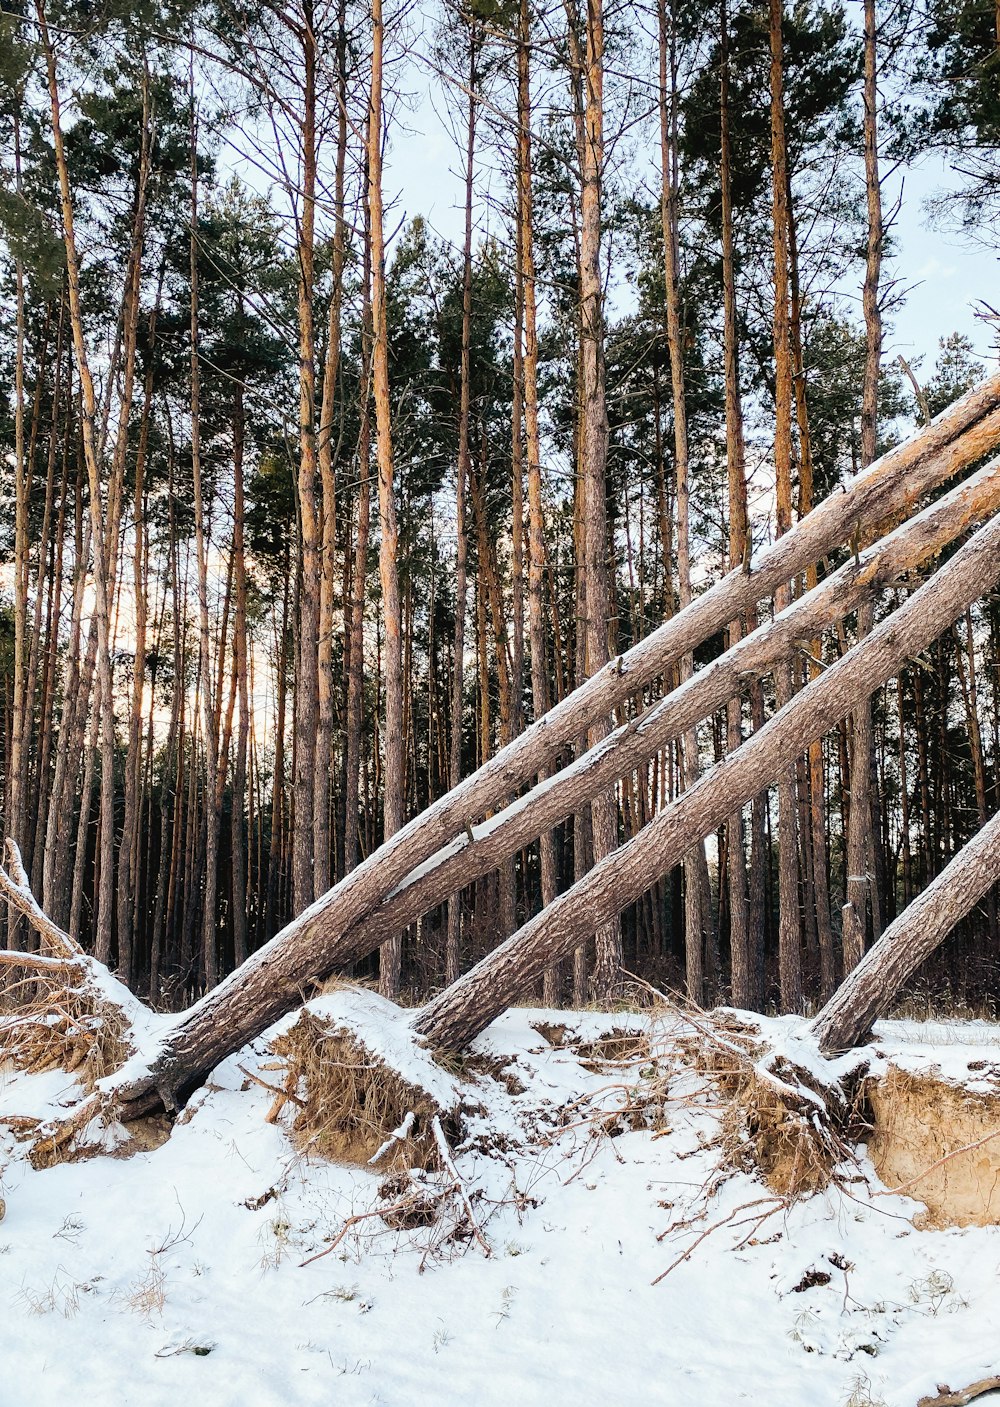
[2,992,1000,1407]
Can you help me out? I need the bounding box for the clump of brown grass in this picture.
[270,1009,460,1171]
[575,1028,652,1073]
[0,977,133,1089]
[0,839,135,1092]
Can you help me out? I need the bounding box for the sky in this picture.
[374,59,1000,379]
[881,155,999,370]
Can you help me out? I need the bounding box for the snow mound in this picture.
[2,1005,1000,1406]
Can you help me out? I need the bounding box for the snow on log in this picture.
[108,377,1000,1116]
[312,454,1000,959]
[412,501,1000,1053]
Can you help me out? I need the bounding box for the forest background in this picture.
[2,0,1000,1016]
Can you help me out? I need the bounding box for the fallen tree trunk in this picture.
[109,383,1000,1116]
[411,504,1000,1053]
[812,806,1000,1053]
[309,458,1000,953]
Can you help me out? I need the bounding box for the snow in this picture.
[3,1002,1000,1407]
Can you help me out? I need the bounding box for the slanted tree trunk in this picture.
[813,805,1000,1053]
[109,458,1000,1113]
[413,504,1000,1054]
[306,462,1000,978]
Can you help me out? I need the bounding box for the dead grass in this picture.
[575,1028,652,1072]
[0,977,132,1089]
[270,1009,459,1171]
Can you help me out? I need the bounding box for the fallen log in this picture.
[917,1377,1000,1407]
[108,381,1000,1116]
[300,456,1000,960]
[812,806,1000,1053]
[411,503,1000,1053]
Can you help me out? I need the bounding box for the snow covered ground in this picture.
[2,996,1000,1407]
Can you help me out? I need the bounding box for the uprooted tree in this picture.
[5,374,1000,1129]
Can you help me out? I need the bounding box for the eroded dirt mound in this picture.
[868,1065,1000,1228]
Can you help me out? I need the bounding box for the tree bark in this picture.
[518,0,560,1003]
[413,502,1000,1054]
[843,0,886,976]
[188,88,222,990]
[718,0,754,1007]
[813,805,1000,1054]
[445,24,478,985]
[578,0,622,1002]
[369,0,405,997]
[659,0,711,1005]
[313,0,349,898]
[291,0,320,916]
[769,0,802,1011]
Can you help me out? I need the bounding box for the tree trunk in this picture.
[518,0,560,1003]
[769,0,802,1010]
[718,0,754,1006]
[188,89,221,990]
[291,2,320,916]
[843,0,886,977]
[579,0,622,1002]
[313,0,349,898]
[345,184,373,879]
[413,505,1000,1054]
[813,805,1000,1054]
[369,0,405,997]
[445,26,478,985]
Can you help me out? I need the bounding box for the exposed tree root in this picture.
[269,1005,462,1171]
[676,1007,871,1197]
